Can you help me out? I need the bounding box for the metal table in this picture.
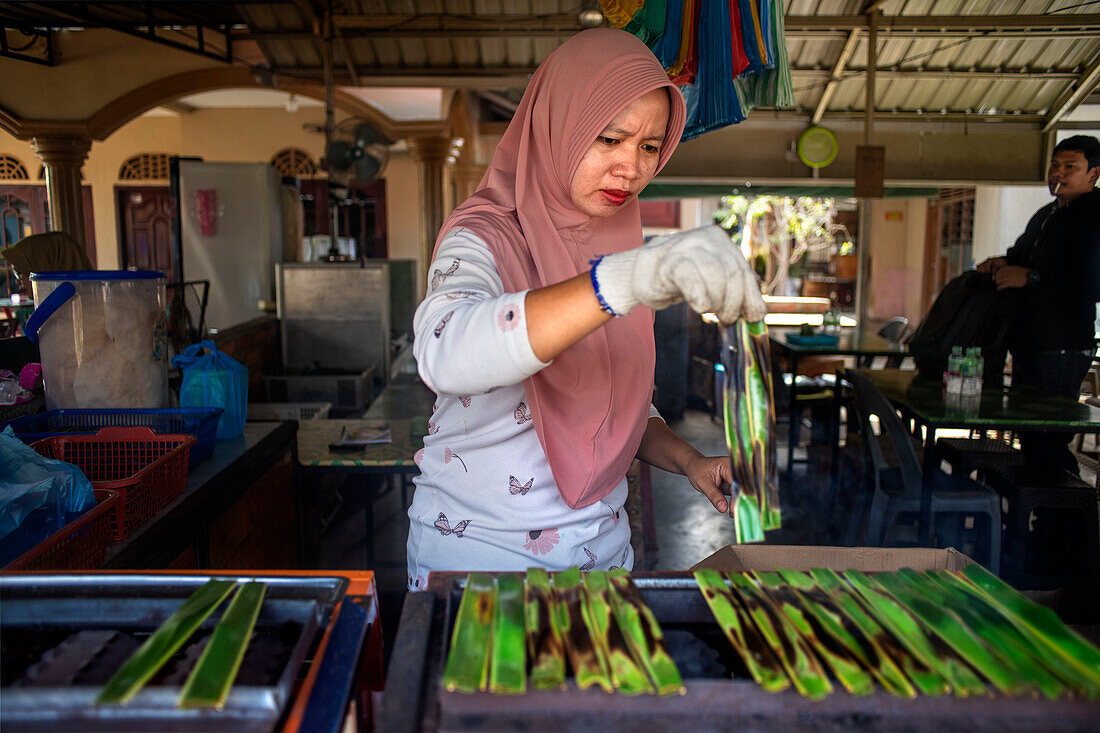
[842,368,1100,546]
[769,329,907,480]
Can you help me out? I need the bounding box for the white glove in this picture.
[592,225,767,323]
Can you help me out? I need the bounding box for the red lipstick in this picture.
[601,189,630,206]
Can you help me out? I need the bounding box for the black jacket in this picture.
[1005,187,1100,353]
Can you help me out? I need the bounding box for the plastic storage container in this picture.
[4,489,120,570]
[26,270,168,410]
[31,426,195,541]
[4,407,222,466]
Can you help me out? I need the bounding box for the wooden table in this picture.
[769,329,907,480]
[841,368,1100,545]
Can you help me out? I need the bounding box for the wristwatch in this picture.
[1026,269,1041,287]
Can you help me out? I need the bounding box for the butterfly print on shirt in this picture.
[433,311,454,338]
[434,512,471,537]
[443,447,468,471]
[579,547,597,571]
[514,401,532,424]
[524,528,560,555]
[427,419,438,435]
[509,475,533,495]
[609,546,629,571]
[458,395,471,407]
[430,259,461,291]
[605,503,620,525]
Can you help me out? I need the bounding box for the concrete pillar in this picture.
[406,136,462,276]
[32,134,92,249]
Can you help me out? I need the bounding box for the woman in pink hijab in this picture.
[406,28,765,588]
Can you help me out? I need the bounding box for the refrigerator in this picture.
[175,160,284,331]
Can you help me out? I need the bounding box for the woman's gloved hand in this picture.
[592,225,768,323]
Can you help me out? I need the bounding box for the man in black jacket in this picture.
[978,134,1100,476]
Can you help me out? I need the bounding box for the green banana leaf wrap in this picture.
[97,580,236,705]
[525,567,567,690]
[583,571,653,695]
[753,572,875,696]
[443,573,496,693]
[720,320,780,542]
[810,568,947,697]
[178,582,267,709]
[490,573,527,694]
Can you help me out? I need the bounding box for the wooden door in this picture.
[117,186,172,272]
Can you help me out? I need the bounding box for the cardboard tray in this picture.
[691,544,975,574]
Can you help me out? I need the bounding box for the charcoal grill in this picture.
[0,573,372,733]
[379,572,1100,733]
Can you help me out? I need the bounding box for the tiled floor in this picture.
[308,406,840,669]
[306,400,1100,669]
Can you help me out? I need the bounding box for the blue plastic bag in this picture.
[172,340,248,439]
[0,427,96,546]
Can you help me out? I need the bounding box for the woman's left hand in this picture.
[684,454,733,514]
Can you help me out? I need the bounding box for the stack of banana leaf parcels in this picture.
[721,320,781,543]
[443,565,1100,700]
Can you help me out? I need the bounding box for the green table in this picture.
[841,368,1100,545]
[769,328,907,480]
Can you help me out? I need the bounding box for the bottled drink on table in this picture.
[945,345,963,395]
[961,353,980,397]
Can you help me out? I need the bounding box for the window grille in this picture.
[0,155,29,180]
[271,148,318,178]
[119,153,172,180]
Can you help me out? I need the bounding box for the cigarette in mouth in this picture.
[1053,182,1062,194]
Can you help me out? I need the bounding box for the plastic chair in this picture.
[982,463,1098,593]
[936,432,1025,480]
[844,371,1001,573]
[877,316,910,343]
[876,316,910,369]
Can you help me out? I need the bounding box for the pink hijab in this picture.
[433,28,687,509]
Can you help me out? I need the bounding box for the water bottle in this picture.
[973,346,984,392]
[945,346,963,395]
[961,353,980,397]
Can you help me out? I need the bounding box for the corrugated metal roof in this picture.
[7,1,1100,128]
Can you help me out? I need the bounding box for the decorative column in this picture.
[32,134,92,249]
[451,163,487,207]
[406,136,462,281]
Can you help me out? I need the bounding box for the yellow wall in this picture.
[867,198,929,326]
[1,105,422,276]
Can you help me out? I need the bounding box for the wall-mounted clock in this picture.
[797,126,839,169]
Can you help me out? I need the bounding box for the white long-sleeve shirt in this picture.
[406,227,650,590]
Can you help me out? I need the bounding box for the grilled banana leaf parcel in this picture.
[720,320,780,542]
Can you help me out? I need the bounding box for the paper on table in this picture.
[336,424,392,445]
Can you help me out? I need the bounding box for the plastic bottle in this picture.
[961,352,980,397]
[973,346,984,392]
[946,346,963,395]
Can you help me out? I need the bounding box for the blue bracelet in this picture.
[588,256,619,316]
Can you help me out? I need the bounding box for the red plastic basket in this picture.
[4,489,120,570]
[32,427,197,541]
